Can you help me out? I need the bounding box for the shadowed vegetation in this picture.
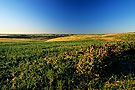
[0,33,135,89]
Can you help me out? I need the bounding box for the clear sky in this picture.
[0,0,135,34]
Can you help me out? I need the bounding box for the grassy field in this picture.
[0,34,71,42]
[47,32,135,42]
[0,32,135,89]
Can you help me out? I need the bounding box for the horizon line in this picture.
[0,32,134,35]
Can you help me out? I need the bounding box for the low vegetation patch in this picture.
[0,39,135,89]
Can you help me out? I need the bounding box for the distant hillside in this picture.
[0,34,72,42]
[47,32,135,42]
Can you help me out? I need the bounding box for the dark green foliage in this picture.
[0,39,135,89]
[0,34,71,39]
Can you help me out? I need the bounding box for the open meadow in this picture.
[0,32,135,89]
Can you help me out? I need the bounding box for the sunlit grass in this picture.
[0,32,135,89]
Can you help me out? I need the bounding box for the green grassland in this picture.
[0,33,135,89]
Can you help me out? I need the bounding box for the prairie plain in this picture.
[0,32,135,89]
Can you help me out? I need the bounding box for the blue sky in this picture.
[0,0,135,34]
